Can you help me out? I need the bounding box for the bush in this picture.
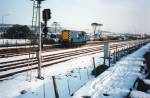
[91,64,109,77]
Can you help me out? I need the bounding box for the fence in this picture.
[0,39,31,48]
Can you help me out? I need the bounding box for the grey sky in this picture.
[0,0,150,33]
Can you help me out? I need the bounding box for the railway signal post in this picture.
[33,0,45,79]
[42,8,51,37]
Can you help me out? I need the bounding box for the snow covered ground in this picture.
[0,48,105,98]
[72,43,150,98]
[130,90,150,98]
[0,43,149,98]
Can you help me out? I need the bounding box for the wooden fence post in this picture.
[52,76,59,98]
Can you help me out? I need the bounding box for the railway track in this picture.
[0,39,149,79]
[0,47,103,79]
[0,40,136,58]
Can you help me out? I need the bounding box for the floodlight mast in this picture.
[91,23,103,40]
[31,0,45,79]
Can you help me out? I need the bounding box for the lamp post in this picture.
[52,22,60,34]
[1,14,9,36]
[0,14,9,43]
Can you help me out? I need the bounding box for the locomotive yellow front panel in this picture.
[62,31,70,41]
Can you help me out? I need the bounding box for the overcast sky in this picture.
[0,0,150,33]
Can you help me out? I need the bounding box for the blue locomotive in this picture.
[61,30,87,47]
